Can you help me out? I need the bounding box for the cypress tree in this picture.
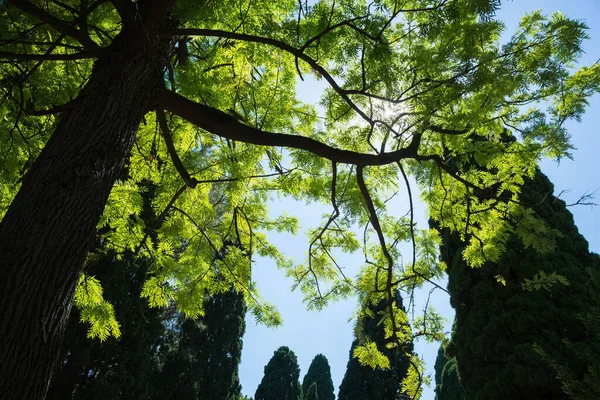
[305,383,318,400]
[255,346,303,400]
[302,354,335,400]
[152,287,247,400]
[338,292,414,400]
[434,345,464,400]
[441,171,600,399]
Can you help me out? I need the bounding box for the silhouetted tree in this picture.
[255,346,303,400]
[442,171,600,399]
[338,292,414,400]
[434,345,464,400]
[302,354,334,400]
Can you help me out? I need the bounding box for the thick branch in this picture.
[6,0,100,51]
[428,124,470,135]
[27,103,72,116]
[159,88,422,166]
[0,51,97,61]
[156,108,198,188]
[159,28,369,122]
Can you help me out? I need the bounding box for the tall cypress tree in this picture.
[151,287,247,400]
[338,292,414,400]
[434,345,464,400]
[302,354,335,400]
[255,346,303,400]
[441,171,600,399]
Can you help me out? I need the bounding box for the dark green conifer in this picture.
[152,286,247,400]
[305,382,318,400]
[302,354,335,400]
[434,345,464,400]
[441,171,600,399]
[338,292,414,400]
[255,346,303,400]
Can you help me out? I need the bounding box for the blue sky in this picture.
[239,1,600,398]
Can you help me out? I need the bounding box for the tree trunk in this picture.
[0,4,172,398]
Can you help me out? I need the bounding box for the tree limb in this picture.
[159,28,369,122]
[0,51,97,61]
[159,88,422,166]
[156,108,198,188]
[6,0,100,51]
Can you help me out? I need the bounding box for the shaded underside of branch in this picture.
[158,88,422,166]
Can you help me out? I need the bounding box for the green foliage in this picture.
[2,2,600,396]
[73,274,121,341]
[441,171,600,399]
[353,341,391,370]
[152,287,247,400]
[338,292,415,400]
[47,253,165,400]
[434,346,464,400]
[255,346,303,400]
[522,270,570,292]
[302,354,335,400]
[305,383,318,400]
[49,254,248,400]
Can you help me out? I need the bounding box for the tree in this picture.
[434,346,464,400]
[151,286,247,400]
[254,346,303,400]
[440,171,600,399]
[1,1,599,398]
[46,256,248,400]
[45,183,248,400]
[302,354,335,400]
[45,252,165,400]
[305,383,319,400]
[338,292,415,400]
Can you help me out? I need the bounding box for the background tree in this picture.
[305,383,318,400]
[338,292,414,400]
[1,1,599,398]
[440,171,600,399]
[46,262,248,400]
[434,345,464,400]
[151,286,247,400]
[45,182,248,400]
[46,252,164,400]
[254,346,303,400]
[302,354,335,400]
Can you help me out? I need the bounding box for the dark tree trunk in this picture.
[0,3,173,398]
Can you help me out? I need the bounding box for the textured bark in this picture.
[0,3,173,398]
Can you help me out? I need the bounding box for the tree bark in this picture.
[0,3,172,398]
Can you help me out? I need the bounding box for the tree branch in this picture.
[6,0,100,51]
[159,88,422,166]
[156,108,198,188]
[27,102,72,115]
[0,51,97,61]
[428,124,470,135]
[159,28,369,122]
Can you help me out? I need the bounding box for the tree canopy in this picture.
[254,346,303,400]
[338,291,415,399]
[434,345,464,400]
[441,171,600,399]
[302,354,335,400]
[151,286,247,400]
[1,0,599,398]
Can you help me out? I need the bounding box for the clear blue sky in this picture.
[239,1,600,398]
